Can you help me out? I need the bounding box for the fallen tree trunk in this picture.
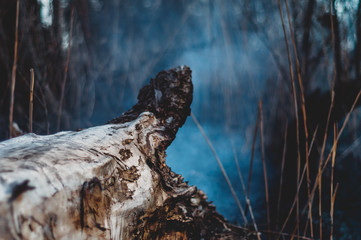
[0,66,253,239]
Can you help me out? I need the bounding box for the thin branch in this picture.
[9,0,20,138]
[38,85,50,134]
[29,68,35,133]
[57,6,75,131]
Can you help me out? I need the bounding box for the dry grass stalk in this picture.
[232,143,261,240]
[302,220,309,238]
[302,126,319,236]
[290,221,299,240]
[302,90,361,218]
[57,6,75,131]
[284,0,312,237]
[314,90,334,238]
[278,126,318,239]
[247,101,261,197]
[9,0,20,138]
[318,158,323,239]
[330,124,337,240]
[304,0,338,233]
[315,1,338,237]
[276,121,288,230]
[277,0,302,234]
[191,112,248,225]
[29,68,35,133]
[278,161,307,240]
[308,126,319,156]
[245,103,261,220]
[259,101,270,238]
[330,183,339,240]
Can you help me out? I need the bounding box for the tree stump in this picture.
[0,66,254,239]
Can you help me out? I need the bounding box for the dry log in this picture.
[0,66,254,239]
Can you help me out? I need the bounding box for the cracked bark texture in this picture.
[0,66,254,239]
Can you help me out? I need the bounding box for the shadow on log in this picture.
[0,66,254,239]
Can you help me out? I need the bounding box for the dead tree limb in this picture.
[0,66,253,239]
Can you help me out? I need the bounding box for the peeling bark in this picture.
[0,66,254,239]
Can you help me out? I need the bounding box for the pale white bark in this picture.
[0,112,171,239]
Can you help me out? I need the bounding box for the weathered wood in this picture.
[0,66,253,239]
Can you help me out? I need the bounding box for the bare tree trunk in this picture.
[0,66,253,240]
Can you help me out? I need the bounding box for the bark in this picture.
[0,66,254,240]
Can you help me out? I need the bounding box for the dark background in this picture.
[1,0,361,238]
